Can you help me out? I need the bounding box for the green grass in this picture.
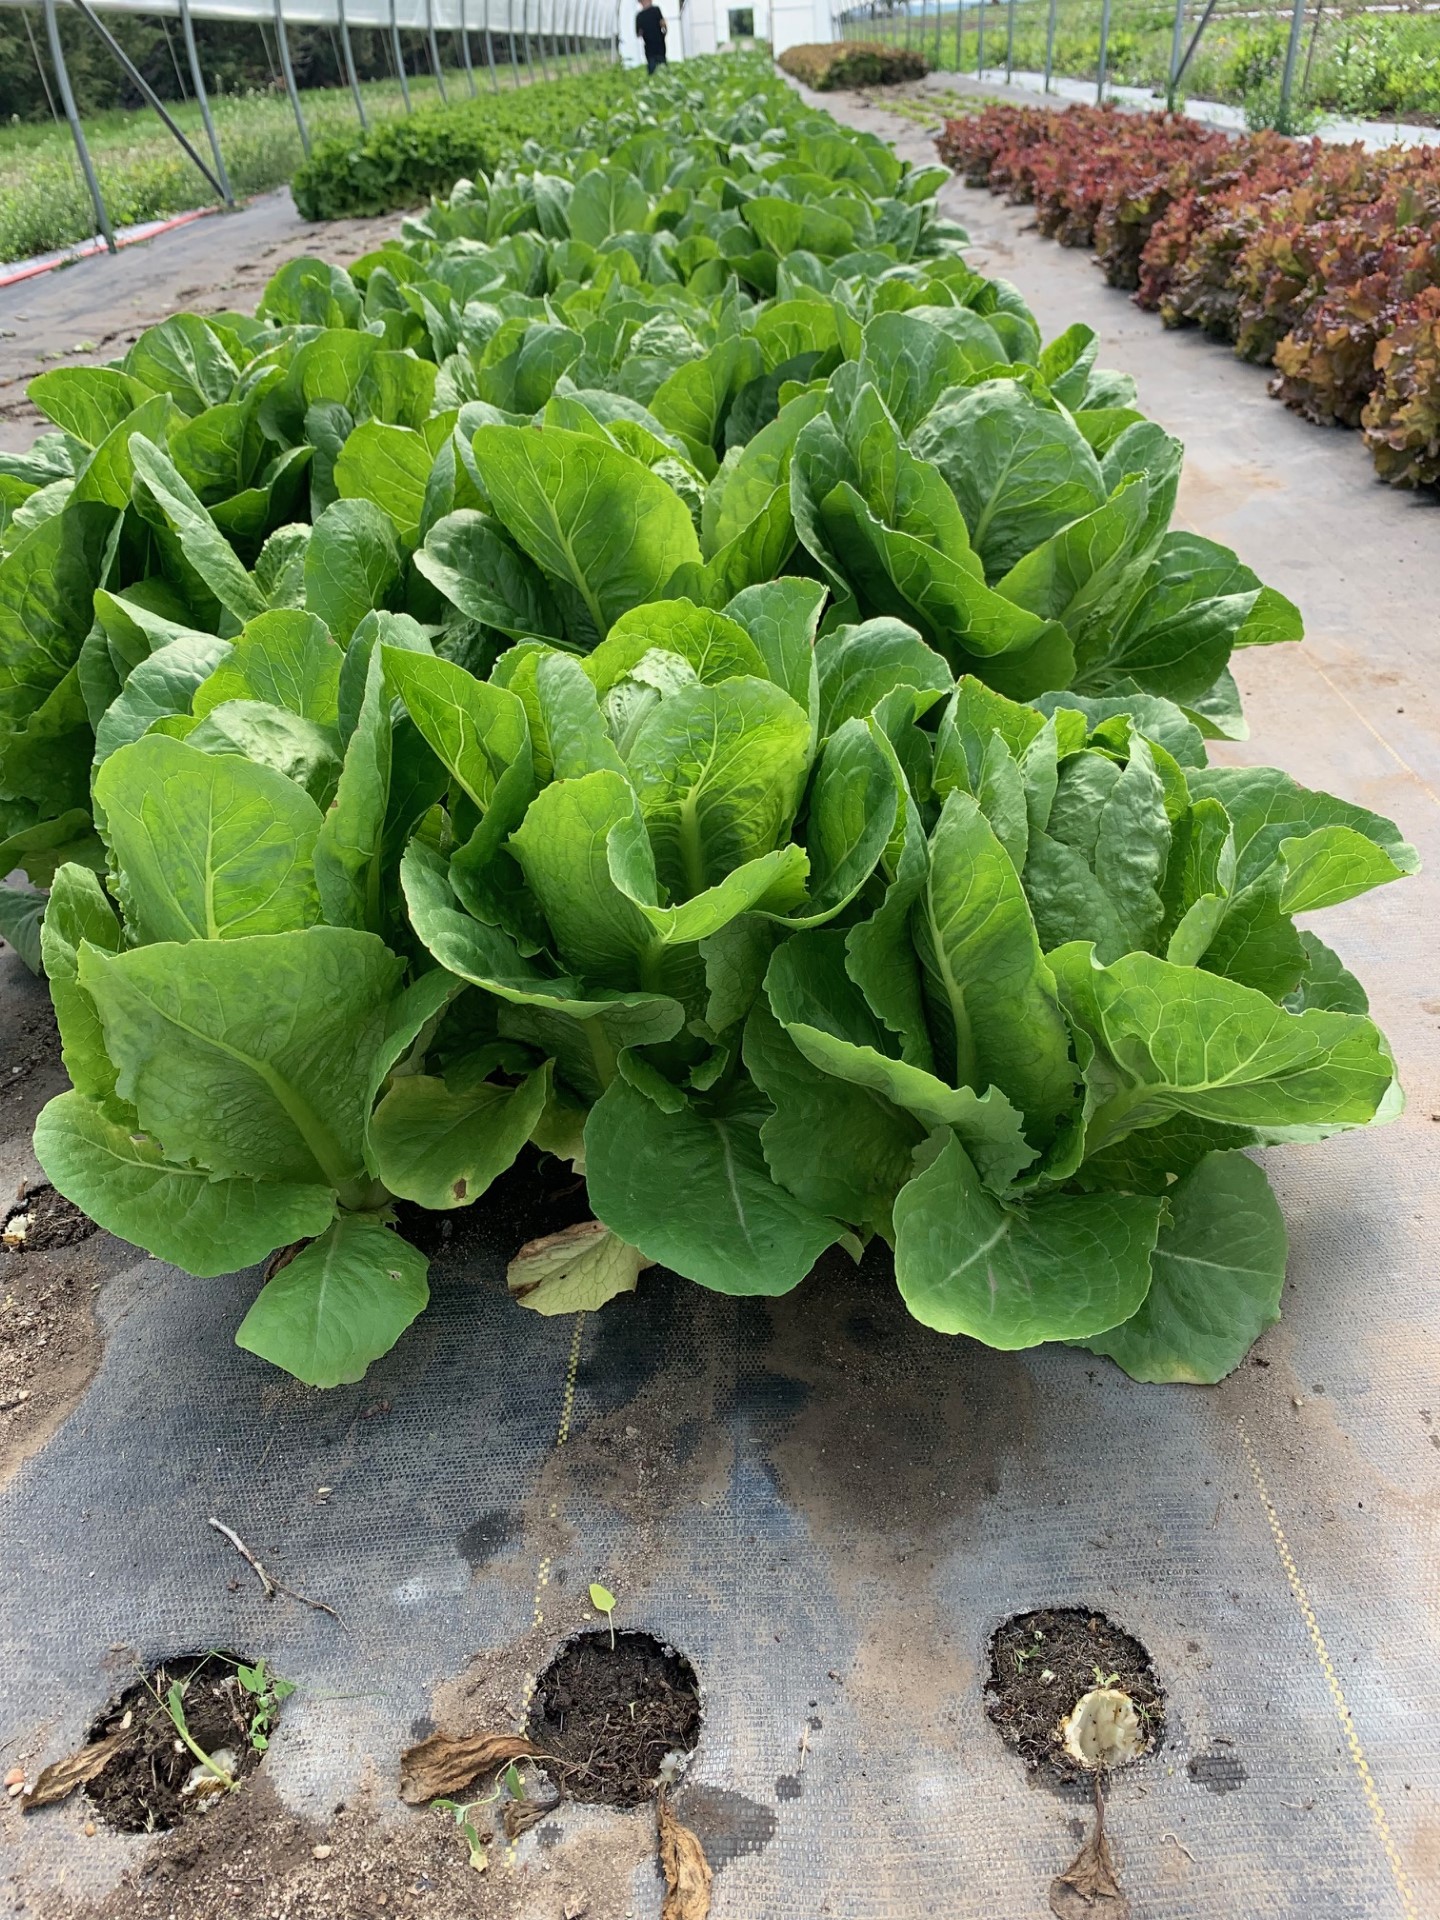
[0,56,598,264]
[864,3,1440,126]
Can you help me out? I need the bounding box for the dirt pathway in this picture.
[0,190,403,454]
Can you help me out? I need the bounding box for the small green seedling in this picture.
[503,1760,525,1800]
[433,1797,488,1872]
[589,1582,617,1649]
[162,1680,237,1792]
[1093,1666,1121,1688]
[236,1659,296,1753]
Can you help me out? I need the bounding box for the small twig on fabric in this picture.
[207,1517,343,1623]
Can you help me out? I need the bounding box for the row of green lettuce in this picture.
[0,54,1415,1392]
[289,64,644,223]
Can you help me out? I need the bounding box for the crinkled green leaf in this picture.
[79,927,404,1193]
[586,1077,847,1296]
[35,1090,335,1279]
[369,1065,549,1210]
[893,1130,1160,1347]
[235,1212,428,1386]
[1053,942,1397,1151]
[1079,1150,1286,1383]
[95,734,322,945]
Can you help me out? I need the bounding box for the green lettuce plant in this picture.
[0,54,1412,1391]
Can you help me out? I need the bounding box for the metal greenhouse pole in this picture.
[426,0,449,99]
[1043,0,1057,88]
[459,0,477,91]
[1166,0,1185,108]
[177,0,235,201]
[69,0,232,197]
[1172,0,1220,89]
[1278,0,1307,127]
[538,0,553,78]
[43,0,114,252]
[1096,0,1112,100]
[336,0,368,124]
[272,0,311,155]
[390,0,413,109]
[482,0,500,85]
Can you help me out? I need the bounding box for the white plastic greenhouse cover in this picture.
[0,0,833,59]
[0,0,587,29]
[0,0,780,55]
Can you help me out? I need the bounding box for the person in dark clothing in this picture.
[636,3,667,71]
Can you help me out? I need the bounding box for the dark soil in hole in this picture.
[985,1608,1164,1780]
[527,1630,701,1808]
[84,1652,269,1833]
[4,1183,97,1252]
[395,1147,592,1260]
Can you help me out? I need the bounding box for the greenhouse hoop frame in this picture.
[3,0,632,256]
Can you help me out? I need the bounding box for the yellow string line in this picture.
[508,1313,587,1861]
[525,1310,586,1642]
[1299,651,1440,816]
[1237,1417,1420,1920]
[526,1312,586,1638]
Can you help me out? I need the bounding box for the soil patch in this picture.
[0,954,64,1129]
[34,1771,653,1920]
[985,1609,1165,1781]
[528,1631,701,1808]
[0,1225,105,1485]
[0,199,406,458]
[4,1184,97,1253]
[82,1653,269,1833]
[396,1145,592,1262]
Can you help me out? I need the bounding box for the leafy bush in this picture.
[291,69,641,220]
[1326,16,1440,122]
[292,113,499,223]
[1363,288,1440,486]
[0,56,1411,1394]
[939,103,1440,487]
[777,41,928,90]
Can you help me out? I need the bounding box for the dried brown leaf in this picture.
[507,1220,649,1316]
[399,1731,538,1806]
[24,1730,131,1812]
[1049,1781,1131,1918]
[503,1793,559,1840]
[658,1789,712,1920]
